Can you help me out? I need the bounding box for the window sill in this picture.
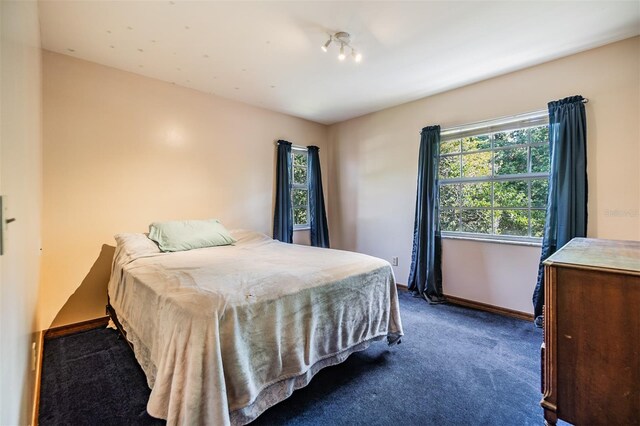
[293,227,310,232]
[442,233,542,248]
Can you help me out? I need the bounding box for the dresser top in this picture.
[544,238,640,274]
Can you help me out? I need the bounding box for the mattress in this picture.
[108,230,403,425]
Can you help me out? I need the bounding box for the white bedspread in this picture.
[108,230,403,425]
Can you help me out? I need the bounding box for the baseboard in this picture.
[44,316,110,340]
[32,317,109,424]
[31,330,44,426]
[443,294,534,321]
[395,283,533,321]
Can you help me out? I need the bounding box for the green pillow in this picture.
[148,219,236,252]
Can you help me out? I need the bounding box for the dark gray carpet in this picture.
[40,291,547,425]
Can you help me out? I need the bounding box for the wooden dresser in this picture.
[541,238,640,425]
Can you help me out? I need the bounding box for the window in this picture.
[438,114,549,242]
[291,147,309,229]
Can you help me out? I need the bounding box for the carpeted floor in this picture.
[40,290,549,425]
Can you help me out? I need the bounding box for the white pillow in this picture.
[114,233,161,260]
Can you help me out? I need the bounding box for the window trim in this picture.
[438,112,550,244]
[291,146,310,230]
[441,232,542,247]
[441,109,547,141]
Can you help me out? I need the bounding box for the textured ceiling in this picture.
[39,1,640,124]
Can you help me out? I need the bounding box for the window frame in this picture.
[291,146,310,230]
[438,112,550,244]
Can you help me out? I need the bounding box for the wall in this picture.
[40,51,327,329]
[327,36,640,314]
[0,1,42,424]
[39,37,640,325]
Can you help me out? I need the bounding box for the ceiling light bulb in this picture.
[321,37,332,52]
[352,49,362,63]
[338,43,346,61]
[355,52,362,62]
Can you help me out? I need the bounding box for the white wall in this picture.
[0,1,42,424]
[328,37,640,314]
[33,26,640,330]
[39,51,327,329]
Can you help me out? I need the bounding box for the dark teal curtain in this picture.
[307,146,330,248]
[273,140,293,243]
[408,125,445,304]
[532,95,588,325]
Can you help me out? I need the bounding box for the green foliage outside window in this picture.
[494,147,528,175]
[462,135,490,151]
[531,146,550,173]
[494,180,527,207]
[438,125,549,239]
[293,152,307,167]
[463,152,492,177]
[440,139,461,155]
[293,152,307,183]
[495,210,529,236]
[494,129,528,147]
[462,209,492,234]
[531,179,548,208]
[291,151,309,227]
[531,210,546,237]
[292,189,308,207]
[462,182,491,207]
[440,208,460,232]
[439,156,461,179]
[293,208,308,226]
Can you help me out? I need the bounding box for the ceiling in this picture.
[39,1,640,125]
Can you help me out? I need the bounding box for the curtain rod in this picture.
[424,98,589,135]
[274,141,307,150]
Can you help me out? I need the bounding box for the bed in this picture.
[107,229,403,425]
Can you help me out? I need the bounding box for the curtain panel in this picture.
[532,95,588,325]
[408,125,445,304]
[307,146,330,248]
[273,140,293,243]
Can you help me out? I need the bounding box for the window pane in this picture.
[462,152,491,177]
[440,209,460,232]
[440,139,461,155]
[292,189,308,207]
[462,135,490,152]
[438,122,549,240]
[494,147,527,175]
[293,152,307,167]
[462,182,491,207]
[530,126,549,143]
[439,155,461,179]
[461,209,492,234]
[531,145,550,173]
[293,166,307,184]
[293,207,308,225]
[495,209,529,236]
[494,129,528,147]
[440,184,460,208]
[494,180,528,207]
[531,210,546,237]
[531,179,548,208]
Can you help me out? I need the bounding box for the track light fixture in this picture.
[320,31,362,63]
